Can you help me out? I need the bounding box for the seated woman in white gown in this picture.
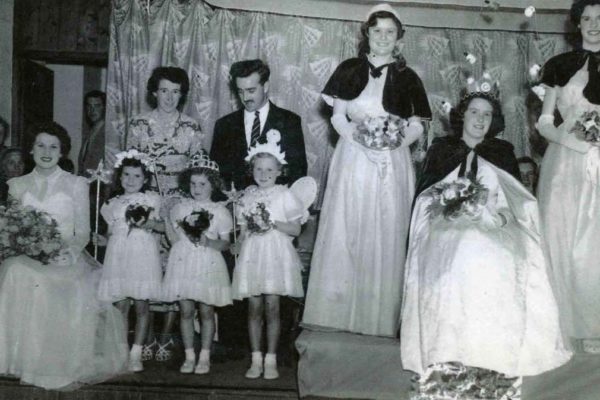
[0,122,127,390]
[401,87,571,397]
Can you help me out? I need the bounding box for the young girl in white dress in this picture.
[162,154,233,375]
[97,150,163,372]
[232,132,306,380]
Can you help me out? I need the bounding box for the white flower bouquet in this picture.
[242,202,274,235]
[426,177,489,220]
[0,203,65,265]
[571,110,600,143]
[353,114,406,150]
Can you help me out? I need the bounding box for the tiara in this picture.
[461,72,500,103]
[188,153,220,171]
[245,129,288,165]
[113,149,155,172]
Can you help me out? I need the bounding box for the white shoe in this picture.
[128,358,144,372]
[194,359,210,374]
[263,357,279,380]
[245,360,263,379]
[180,359,195,374]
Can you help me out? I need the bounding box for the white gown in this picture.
[303,69,415,336]
[0,168,128,390]
[538,67,600,341]
[98,192,163,302]
[162,199,233,306]
[401,156,571,377]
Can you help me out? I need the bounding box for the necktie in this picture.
[250,111,261,147]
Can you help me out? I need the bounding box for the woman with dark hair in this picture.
[536,0,600,354]
[303,4,431,337]
[128,66,204,196]
[127,66,204,361]
[400,90,570,394]
[415,92,520,196]
[0,123,127,389]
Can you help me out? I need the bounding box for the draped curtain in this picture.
[106,0,570,205]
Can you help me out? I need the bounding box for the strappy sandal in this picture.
[155,338,174,362]
[141,339,158,361]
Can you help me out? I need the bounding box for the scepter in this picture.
[224,181,241,265]
[86,159,113,260]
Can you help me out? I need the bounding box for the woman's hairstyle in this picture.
[146,66,190,110]
[569,0,600,45]
[110,157,152,197]
[358,11,406,69]
[178,167,226,202]
[31,121,71,156]
[449,93,505,139]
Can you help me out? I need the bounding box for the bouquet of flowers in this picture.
[125,203,154,234]
[354,114,406,150]
[0,203,64,264]
[242,202,274,234]
[571,110,600,142]
[426,177,489,220]
[177,209,213,245]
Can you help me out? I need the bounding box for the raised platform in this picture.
[296,330,600,400]
[0,356,298,400]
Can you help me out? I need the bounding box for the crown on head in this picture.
[188,152,220,171]
[461,72,500,103]
[245,129,288,165]
[113,149,155,173]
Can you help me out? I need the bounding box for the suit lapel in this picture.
[233,109,248,150]
[262,101,281,138]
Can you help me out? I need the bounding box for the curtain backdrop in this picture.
[106,0,570,206]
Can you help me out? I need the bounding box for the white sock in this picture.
[265,353,276,364]
[185,348,195,361]
[251,351,263,364]
[199,349,210,363]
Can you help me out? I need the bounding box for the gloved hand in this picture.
[331,114,358,144]
[401,120,424,148]
[536,114,591,154]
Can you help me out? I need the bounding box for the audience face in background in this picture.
[517,157,538,194]
[235,72,269,112]
[85,96,105,126]
[1,150,25,179]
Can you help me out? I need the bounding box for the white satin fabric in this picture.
[303,69,415,336]
[0,169,128,390]
[538,67,600,341]
[401,157,571,376]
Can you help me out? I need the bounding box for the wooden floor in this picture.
[2,351,600,400]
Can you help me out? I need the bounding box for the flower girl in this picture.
[97,149,163,372]
[232,130,312,380]
[162,154,233,374]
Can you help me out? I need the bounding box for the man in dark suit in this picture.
[79,90,106,174]
[210,59,307,189]
[79,90,108,261]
